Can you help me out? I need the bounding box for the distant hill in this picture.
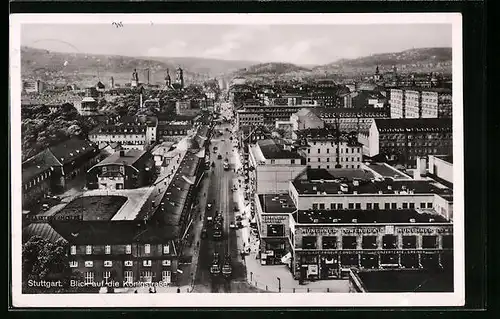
[233,62,312,76]
[20,46,256,87]
[314,47,452,75]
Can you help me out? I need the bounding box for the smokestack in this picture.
[140,92,143,109]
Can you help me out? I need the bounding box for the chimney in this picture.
[415,156,427,180]
[140,92,143,109]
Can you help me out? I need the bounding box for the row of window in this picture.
[71,259,171,268]
[311,202,433,210]
[24,170,52,190]
[308,148,361,155]
[302,234,453,250]
[308,157,360,163]
[83,270,172,285]
[71,244,170,255]
[313,164,361,169]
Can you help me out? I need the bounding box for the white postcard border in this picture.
[10,13,464,308]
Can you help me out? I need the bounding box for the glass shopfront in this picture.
[320,255,339,279]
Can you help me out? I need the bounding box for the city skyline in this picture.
[21,24,452,65]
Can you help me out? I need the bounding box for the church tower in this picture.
[175,67,184,89]
[374,65,381,81]
[165,69,172,87]
[110,76,115,89]
[131,69,139,87]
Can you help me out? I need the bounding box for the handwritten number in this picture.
[112,22,124,28]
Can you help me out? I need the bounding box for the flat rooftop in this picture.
[365,163,411,180]
[258,194,297,214]
[54,195,128,221]
[94,149,147,167]
[294,209,449,224]
[256,139,305,160]
[293,172,453,197]
[357,269,454,292]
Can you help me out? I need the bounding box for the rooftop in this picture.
[311,107,388,118]
[93,149,148,167]
[364,163,411,180]
[256,139,304,160]
[390,87,452,94]
[22,149,60,184]
[433,155,453,164]
[294,209,449,224]
[22,223,66,244]
[49,138,98,165]
[294,127,363,146]
[374,118,452,132]
[292,169,453,197]
[258,194,297,214]
[54,195,128,221]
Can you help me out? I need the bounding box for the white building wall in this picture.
[303,141,362,169]
[428,155,453,184]
[368,121,380,157]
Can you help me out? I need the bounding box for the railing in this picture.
[246,278,344,293]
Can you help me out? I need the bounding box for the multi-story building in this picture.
[311,108,389,134]
[290,208,453,280]
[237,104,321,128]
[294,128,363,170]
[157,122,191,143]
[391,88,452,119]
[248,139,306,194]
[290,108,325,131]
[389,89,405,118]
[428,155,453,186]
[23,79,45,94]
[288,168,454,221]
[22,139,100,207]
[89,117,158,151]
[86,149,155,190]
[79,97,99,116]
[367,118,453,167]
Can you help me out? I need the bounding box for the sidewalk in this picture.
[176,167,211,288]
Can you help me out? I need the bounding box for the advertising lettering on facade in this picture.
[397,226,453,235]
[262,215,288,224]
[300,227,338,235]
[341,227,380,235]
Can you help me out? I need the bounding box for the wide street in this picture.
[193,101,260,293]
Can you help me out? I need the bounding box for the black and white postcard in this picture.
[10,13,464,307]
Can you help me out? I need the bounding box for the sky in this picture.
[21,24,452,65]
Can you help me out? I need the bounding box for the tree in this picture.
[22,236,81,293]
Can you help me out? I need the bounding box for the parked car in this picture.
[42,203,50,211]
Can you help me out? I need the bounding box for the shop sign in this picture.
[307,265,318,276]
[300,227,337,235]
[397,227,452,235]
[342,228,380,235]
[262,215,287,224]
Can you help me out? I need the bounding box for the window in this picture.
[312,203,318,210]
[382,235,397,249]
[337,203,343,210]
[342,236,357,249]
[69,261,78,268]
[442,235,453,249]
[402,203,408,209]
[348,203,354,210]
[302,236,317,249]
[163,244,170,254]
[104,260,113,267]
[319,203,325,209]
[330,203,336,210]
[125,245,132,254]
[124,260,133,267]
[84,272,94,285]
[355,203,361,209]
[420,203,426,209]
[402,236,417,249]
[85,245,92,255]
[374,203,380,210]
[322,236,337,249]
[267,224,284,237]
[162,260,172,266]
[326,149,330,154]
[162,270,171,284]
[422,236,438,249]
[409,203,415,209]
[144,244,151,254]
[290,159,295,165]
[70,245,76,255]
[85,261,93,268]
[362,236,378,249]
[270,159,275,165]
[143,260,152,267]
[307,149,311,154]
[140,271,153,283]
[366,203,372,210]
[102,167,107,173]
[427,202,433,208]
[391,203,397,209]
[105,245,111,255]
[308,158,311,163]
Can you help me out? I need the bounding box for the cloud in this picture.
[145,40,189,57]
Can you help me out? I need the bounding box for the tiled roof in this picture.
[23,223,66,244]
[374,118,452,133]
[94,149,148,167]
[22,149,60,184]
[49,138,98,165]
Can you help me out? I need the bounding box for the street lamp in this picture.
[277,277,281,292]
